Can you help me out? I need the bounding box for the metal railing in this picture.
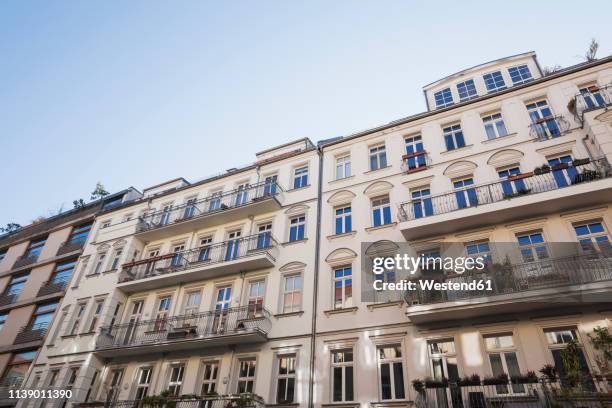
[401,151,430,174]
[573,84,612,123]
[398,158,611,222]
[37,278,69,297]
[12,253,39,269]
[77,394,265,408]
[528,115,570,141]
[13,322,49,344]
[118,234,278,284]
[56,237,87,256]
[0,292,17,307]
[404,253,612,306]
[137,181,283,233]
[96,305,271,350]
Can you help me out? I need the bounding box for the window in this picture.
[0,313,7,331]
[30,302,58,332]
[484,333,523,394]
[25,237,46,260]
[225,231,241,260]
[0,351,37,388]
[526,100,560,140]
[517,232,549,262]
[454,178,478,209]
[65,367,79,401]
[410,188,433,219]
[548,155,578,187]
[209,191,222,212]
[237,359,256,393]
[335,206,352,235]
[235,183,249,206]
[428,339,460,407]
[371,196,391,227]
[84,370,99,402]
[508,65,532,85]
[276,355,296,403]
[50,260,77,286]
[0,249,6,262]
[293,167,309,189]
[135,367,153,400]
[68,223,92,246]
[88,299,105,332]
[434,88,454,109]
[257,223,272,249]
[110,249,123,270]
[404,135,426,171]
[154,296,172,330]
[336,155,351,179]
[443,124,466,151]
[184,198,197,219]
[466,241,492,264]
[574,221,611,253]
[47,369,60,387]
[482,112,508,139]
[171,243,185,267]
[184,291,201,315]
[579,85,607,110]
[456,79,478,101]
[499,167,527,197]
[70,302,88,335]
[369,145,387,171]
[200,361,219,395]
[264,175,278,196]
[333,266,353,309]
[378,345,405,400]
[289,216,306,242]
[168,364,185,396]
[282,274,302,313]
[544,328,592,388]
[93,252,106,274]
[247,280,265,318]
[107,369,124,403]
[331,349,354,402]
[483,71,506,93]
[109,302,123,328]
[5,273,29,297]
[198,237,213,261]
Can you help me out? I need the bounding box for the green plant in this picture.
[539,364,557,380]
[411,378,425,392]
[489,257,514,291]
[91,182,110,200]
[588,326,612,375]
[560,339,582,387]
[424,377,448,388]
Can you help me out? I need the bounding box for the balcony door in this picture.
[225,231,241,261]
[527,100,560,139]
[453,178,478,209]
[257,223,272,249]
[428,339,462,408]
[548,155,578,187]
[264,175,278,196]
[106,369,124,404]
[247,281,265,318]
[405,135,426,171]
[159,204,172,226]
[200,361,219,400]
[235,183,249,206]
[153,296,172,331]
[212,286,232,334]
[144,249,160,276]
[124,300,144,345]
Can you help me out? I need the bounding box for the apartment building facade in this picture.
[0,189,139,407]
[21,139,319,407]
[10,52,612,408]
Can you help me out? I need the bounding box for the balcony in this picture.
[13,322,48,345]
[404,254,612,324]
[56,238,86,256]
[95,306,271,357]
[397,158,612,241]
[0,293,17,307]
[78,394,265,408]
[117,234,278,293]
[37,278,69,297]
[528,115,570,141]
[401,151,430,174]
[12,254,38,270]
[135,181,283,241]
[572,84,612,123]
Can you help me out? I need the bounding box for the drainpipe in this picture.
[308,145,324,408]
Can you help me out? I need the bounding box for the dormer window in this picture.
[434,88,454,109]
[456,79,478,101]
[483,71,506,93]
[508,65,532,85]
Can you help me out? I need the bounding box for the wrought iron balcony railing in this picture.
[528,114,570,141]
[37,278,69,297]
[398,157,611,222]
[404,253,612,306]
[401,151,430,174]
[77,394,265,408]
[137,181,283,234]
[119,234,278,284]
[56,237,87,256]
[96,305,271,351]
[0,292,18,307]
[12,253,39,270]
[572,83,612,123]
[13,322,49,344]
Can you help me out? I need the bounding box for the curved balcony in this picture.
[14,322,48,345]
[401,151,430,174]
[528,115,570,141]
[397,158,612,240]
[572,84,612,123]
[56,238,86,256]
[0,293,17,307]
[118,234,278,293]
[95,306,271,357]
[78,394,265,408]
[37,278,69,297]
[136,181,283,241]
[404,254,612,324]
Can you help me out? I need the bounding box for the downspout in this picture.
[308,145,324,408]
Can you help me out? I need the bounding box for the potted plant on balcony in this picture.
[588,326,612,380]
[511,371,539,384]
[507,171,534,182]
[534,164,551,175]
[424,377,449,388]
[458,374,481,386]
[411,378,425,393]
[567,98,576,115]
[490,257,514,293]
[483,373,509,386]
[551,162,569,171]
[539,364,558,381]
[572,158,590,167]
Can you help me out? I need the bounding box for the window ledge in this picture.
[370,400,413,408]
[79,331,96,337]
[365,223,397,233]
[367,300,404,310]
[287,185,311,192]
[441,144,474,155]
[281,238,308,246]
[321,403,359,408]
[329,175,355,184]
[60,334,78,339]
[481,132,517,144]
[102,269,118,275]
[274,311,304,318]
[327,231,357,240]
[323,307,358,316]
[364,165,391,175]
[266,403,299,408]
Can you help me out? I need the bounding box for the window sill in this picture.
[440,144,473,155]
[287,185,311,192]
[102,269,118,275]
[266,404,299,408]
[321,403,359,408]
[329,175,355,184]
[481,132,517,144]
[370,400,413,408]
[79,331,96,337]
[363,165,391,175]
[60,334,78,339]
[365,223,397,233]
[323,307,358,316]
[367,300,404,310]
[274,311,304,318]
[282,238,308,246]
[327,231,357,240]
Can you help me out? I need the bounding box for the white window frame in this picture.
[87,298,105,333]
[275,354,297,404]
[331,348,354,402]
[335,155,351,180]
[236,358,257,393]
[333,266,353,309]
[110,248,123,271]
[377,344,406,401]
[167,363,185,396]
[282,273,302,313]
[200,360,219,395]
[69,301,88,335]
[369,144,387,171]
[482,112,509,139]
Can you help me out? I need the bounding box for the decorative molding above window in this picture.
[363,180,394,197]
[535,140,576,157]
[284,204,309,216]
[325,248,357,266]
[402,175,434,190]
[443,160,477,178]
[327,190,356,205]
[487,149,524,168]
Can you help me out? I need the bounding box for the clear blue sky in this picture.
[1,0,611,227]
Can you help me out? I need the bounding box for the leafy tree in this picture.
[589,326,612,374]
[585,38,599,62]
[0,222,21,233]
[73,199,86,209]
[90,182,109,201]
